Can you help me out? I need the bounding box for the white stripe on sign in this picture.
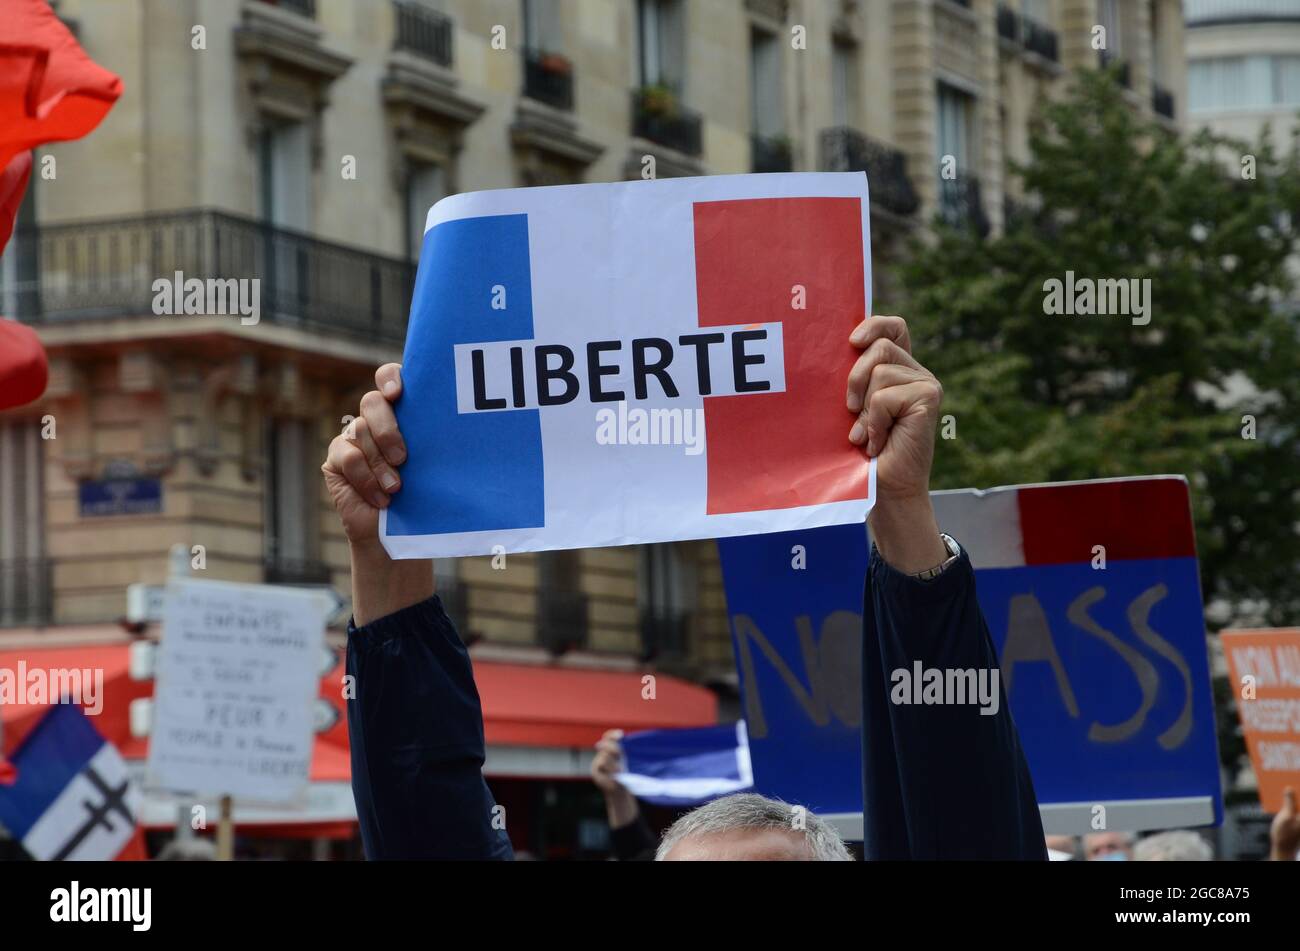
[931,487,1025,569]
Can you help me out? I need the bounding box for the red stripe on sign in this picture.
[693,197,869,514]
[1017,479,1197,564]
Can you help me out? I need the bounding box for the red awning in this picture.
[476,661,717,748]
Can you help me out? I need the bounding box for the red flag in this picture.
[0,0,123,410]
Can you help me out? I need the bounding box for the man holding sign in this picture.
[324,313,1046,860]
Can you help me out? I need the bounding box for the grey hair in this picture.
[1134,831,1213,862]
[654,793,853,861]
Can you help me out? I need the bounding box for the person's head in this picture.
[1134,830,1213,862]
[655,793,853,861]
[1083,831,1135,861]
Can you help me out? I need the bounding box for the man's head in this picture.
[1083,831,1135,861]
[1133,830,1212,862]
[655,793,853,861]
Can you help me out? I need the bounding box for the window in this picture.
[1098,0,1122,60]
[1188,55,1300,112]
[750,27,783,137]
[831,39,860,129]
[637,0,685,92]
[264,418,325,584]
[936,83,975,174]
[258,121,311,231]
[537,550,588,652]
[0,420,47,625]
[405,163,445,261]
[522,0,562,53]
[639,544,694,659]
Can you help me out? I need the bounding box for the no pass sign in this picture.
[382,173,876,558]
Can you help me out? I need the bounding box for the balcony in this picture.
[523,50,574,111]
[938,176,990,237]
[0,558,53,627]
[751,134,793,173]
[1022,18,1059,62]
[537,590,589,655]
[393,0,453,68]
[264,558,333,586]
[997,4,1020,42]
[13,210,414,346]
[631,87,703,158]
[256,0,316,17]
[1153,83,1176,119]
[819,127,920,217]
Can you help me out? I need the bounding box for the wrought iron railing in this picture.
[819,127,920,216]
[524,50,575,110]
[1023,18,1060,62]
[631,88,704,157]
[393,0,453,67]
[939,176,990,237]
[997,4,1020,42]
[14,210,414,345]
[751,134,793,173]
[0,558,52,627]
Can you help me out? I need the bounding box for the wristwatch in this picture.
[912,533,961,582]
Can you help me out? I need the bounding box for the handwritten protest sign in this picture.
[381,173,876,559]
[1222,628,1300,813]
[718,476,1223,835]
[146,579,324,804]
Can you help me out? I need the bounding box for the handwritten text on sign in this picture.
[146,579,325,803]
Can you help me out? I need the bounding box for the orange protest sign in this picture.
[1222,628,1300,813]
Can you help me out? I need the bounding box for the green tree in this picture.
[902,68,1300,629]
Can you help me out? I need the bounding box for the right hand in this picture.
[591,729,627,796]
[323,363,408,545]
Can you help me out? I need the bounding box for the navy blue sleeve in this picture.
[860,541,1046,860]
[346,595,514,860]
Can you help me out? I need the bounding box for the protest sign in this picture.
[718,476,1223,835]
[381,173,875,559]
[1222,628,1300,813]
[146,579,324,804]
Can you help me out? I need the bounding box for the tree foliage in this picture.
[899,69,1300,627]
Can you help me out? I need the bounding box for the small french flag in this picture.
[0,703,142,861]
[930,475,1197,569]
[615,721,753,807]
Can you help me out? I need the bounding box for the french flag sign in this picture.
[381,173,875,558]
[0,703,141,860]
[718,475,1223,836]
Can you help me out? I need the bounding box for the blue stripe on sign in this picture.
[0,704,104,839]
[386,214,545,536]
